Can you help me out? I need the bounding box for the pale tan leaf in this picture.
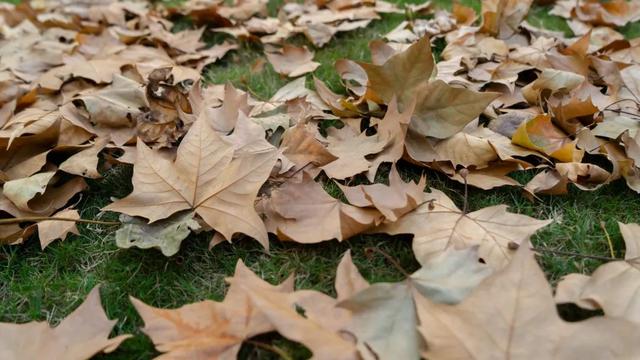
[37,208,80,249]
[0,286,130,360]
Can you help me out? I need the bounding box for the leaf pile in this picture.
[3,0,640,358]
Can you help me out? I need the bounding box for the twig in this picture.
[366,246,411,277]
[530,246,617,262]
[246,340,293,360]
[0,217,120,226]
[600,221,616,259]
[459,168,469,214]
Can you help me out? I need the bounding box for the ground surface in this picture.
[2,1,640,359]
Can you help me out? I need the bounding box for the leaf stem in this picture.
[0,217,120,226]
[530,246,617,262]
[599,221,616,259]
[366,246,411,277]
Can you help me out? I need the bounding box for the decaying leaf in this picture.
[115,212,201,256]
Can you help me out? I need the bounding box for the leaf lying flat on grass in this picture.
[115,211,201,256]
[417,245,640,360]
[104,117,277,249]
[0,286,130,360]
[373,188,552,269]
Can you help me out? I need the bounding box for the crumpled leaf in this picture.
[339,165,425,222]
[512,114,582,162]
[115,211,201,256]
[0,286,131,360]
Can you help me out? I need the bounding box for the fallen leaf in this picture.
[266,44,320,77]
[0,286,130,360]
[357,36,434,106]
[115,211,201,256]
[104,117,277,249]
[373,189,551,268]
[410,80,499,139]
[555,222,640,323]
[262,173,383,243]
[416,244,640,359]
[37,208,80,249]
[132,259,294,359]
[512,114,582,162]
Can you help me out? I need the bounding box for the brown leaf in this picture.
[416,245,640,359]
[373,189,551,268]
[357,36,434,106]
[556,222,640,323]
[132,260,294,359]
[265,44,320,77]
[524,162,611,195]
[410,80,499,139]
[320,125,386,180]
[37,208,80,249]
[104,117,277,249]
[262,173,383,243]
[0,286,130,360]
[339,165,425,222]
[59,137,109,178]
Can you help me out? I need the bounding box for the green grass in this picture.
[2,1,640,359]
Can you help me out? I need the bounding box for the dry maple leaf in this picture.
[38,58,126,91]
[265,44,320,77]
[339,165,425,222]
[320,125,386,180]
[131,259,294,359]
[357,36,434,106]
[410,80,500,139]
[262,173,383,243]
[373,188,552,269]
[511,114,582,162]
[416,244,640,359]
[104,117,277,249]
[238,250,370,359]
[338,247,491,360]
[524,162,612,195]
[280,123,338,169]
[0,286,130,360]
[37,208,80,249]
[556,222,640,323]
